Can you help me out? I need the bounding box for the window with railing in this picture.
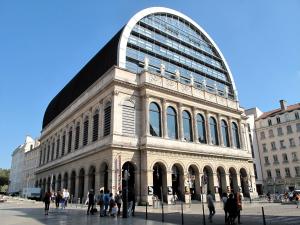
[264,156,270,165]
[273,155,279,164]
[282,153,288,163]
[285,168,291,177]
[280,140,286,149]
[268,129,274,138]
[275,169,281,178]
[267,170,272,178]
[292,152,298,162]
[262,143,267,152]
[277,127,283,136]
[271,141,276,150]
[287,125,293,134]
[289,138,296,147]
[295,167,300,177]
[260,131,265,140]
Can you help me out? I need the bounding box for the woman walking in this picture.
[43,191,51,215]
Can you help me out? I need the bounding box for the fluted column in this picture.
[177,103,184,141]
[238,120,244,150]
[227,117,233,147]
[161,99,168,138]
[217,114,223,146]
[204,111,211,144]
[192,107,199,143]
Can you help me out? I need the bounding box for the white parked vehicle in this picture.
[22,188,41,200]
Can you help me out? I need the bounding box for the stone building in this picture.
[35,7,257,204]
[9,136,39,194]
[248,100,300,193]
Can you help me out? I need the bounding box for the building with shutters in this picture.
[35,7,257,204]
[247,100,300,194]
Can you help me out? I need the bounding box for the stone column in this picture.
[144,95,150,136]
[199,172,206,202]
[74,175,79,200]
[192,107,199,143]
[204,111,211,144]
[213,173,220,202]
[217,114,223,146]
[177,103,184,141]
[95,170,100,192]
[161,99,168,139]
[166,170,173,204]
[227,117,233,147]
[238,120,244,150]
[99,100,104,139]
[112,90,120,135]
[146,169,154,204]
[88,108,93,144]
[225,173,231,193]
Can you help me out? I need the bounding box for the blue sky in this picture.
[1,0,299,169]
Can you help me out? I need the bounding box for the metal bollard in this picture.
[262,206,266,225]
[146,202,148,220]
[181,200,184,225]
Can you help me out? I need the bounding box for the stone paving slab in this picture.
[1,199,300,225]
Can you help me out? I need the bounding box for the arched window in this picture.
[209,117,219,145]
[183,110,193,141]
[104,102,111,136]
[197,114,206,143]
[221,120,230,147]
[83,116,89,146]
[232,122,240,148]
[75,122,80,150]
[167,106,178,139]
[149,102,161,137]
[92,110,99,142]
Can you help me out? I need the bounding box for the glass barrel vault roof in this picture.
[118,7,237,99]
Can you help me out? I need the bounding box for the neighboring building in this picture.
[23,141,40,190]
[249,100,300,194]
[245,108,264,195]
[36,7,257,204]
[8,136,38,193]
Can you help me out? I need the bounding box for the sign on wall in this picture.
[148,186,153,195]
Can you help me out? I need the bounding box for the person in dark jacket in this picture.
[128,189,136,217]
[87,189,95,215]
[225,193,237,225]
[43,191,51,215]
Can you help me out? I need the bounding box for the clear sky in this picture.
[1,0,299,169]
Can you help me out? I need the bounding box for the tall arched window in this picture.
[221,120,230,147]
[167,106,178,139]
[232,122,240,149]
[149,102,161,137]
[92,110,99,142]
[183,110,193,142]
[209,117,219,145]
[75,122,80,150]
[83,116,89,146]
[104,102,111,136]
[197,114,206,143]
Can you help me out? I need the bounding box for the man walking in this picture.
[207,190,215,223]
[87,189,95,215]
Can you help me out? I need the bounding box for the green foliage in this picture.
[0,169,10,186]
[0,185,8,193]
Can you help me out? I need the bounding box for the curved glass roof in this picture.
[119,7,236,99]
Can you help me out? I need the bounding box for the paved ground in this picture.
[1,198,300,225]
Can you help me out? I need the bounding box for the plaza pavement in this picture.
[1,197,300,225]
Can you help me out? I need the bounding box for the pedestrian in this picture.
[206,190,215,223]
[97,189,105,217]
[225,193,237,225]
[235,192,242,224]
[266,191,271,202]
[43,191,51,215]
[87,189,95,215]
[128,189,136,217]
[103,190,110,216]
[115,190,122,216]
[296,193,300,208]
[109,193,117,217]
[221,192,228,223]
[55,191,62,208]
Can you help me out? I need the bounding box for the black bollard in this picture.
[181,200,184,225]
[262,206,266,225]
[146,202,148,220]
[161,187,164,222]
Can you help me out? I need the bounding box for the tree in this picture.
[0,169,10,187]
